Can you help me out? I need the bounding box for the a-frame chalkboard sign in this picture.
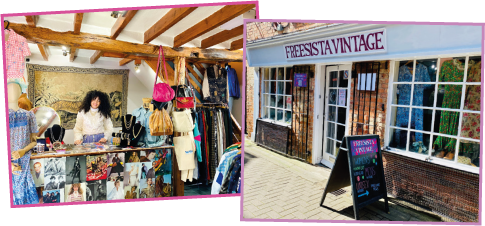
[319,135,389,220]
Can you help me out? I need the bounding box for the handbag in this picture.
[175,62,195,109]
[149,108,173,136]
[152,45,175,103]
[172,109,195,133]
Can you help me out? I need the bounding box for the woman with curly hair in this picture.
[66,183,84,202]
[73,90,113,144]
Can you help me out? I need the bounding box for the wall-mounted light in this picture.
[62,46,70,56]
[111,11,127,18]
[134,59,142,73]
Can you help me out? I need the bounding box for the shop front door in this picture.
[320,65,351,168]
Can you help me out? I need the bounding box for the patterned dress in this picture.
[9,108,39,205]
[207,67,228,104]
[394,64,433,145]
[433,60,465,151]
[459,61,481,156]
[5,30,31,79]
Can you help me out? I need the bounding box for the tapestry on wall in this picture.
[27,64,129,129]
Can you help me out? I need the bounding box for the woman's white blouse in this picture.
[73,110,113,141]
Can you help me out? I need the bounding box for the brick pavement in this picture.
[242,139,444,222]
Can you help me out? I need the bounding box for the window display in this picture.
[388,56,481,169]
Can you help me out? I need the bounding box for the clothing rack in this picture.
[196,103,228,109]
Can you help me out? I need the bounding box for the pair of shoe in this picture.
[435,150,454,160]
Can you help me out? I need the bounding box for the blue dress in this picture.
[9,109,39,205]
[394,64,433,146]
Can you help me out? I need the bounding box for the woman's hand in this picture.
[98,138,107,143]
[74,140,82,145]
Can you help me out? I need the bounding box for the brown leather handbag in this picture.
[149,108,173,136]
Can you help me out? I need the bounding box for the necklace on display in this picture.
[50,127,64,149]
[132,125,143,140]
[124,115,134,130]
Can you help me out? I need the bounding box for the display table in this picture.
[30,145,184,196]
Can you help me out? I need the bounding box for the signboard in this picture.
[338,89,346,106]
[319,135,389,220]
[357,73,377,91]
[283,28,387,61]
[294,73,307,87]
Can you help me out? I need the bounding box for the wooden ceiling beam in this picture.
[186,64,203,84]
[144,60,175,86]
[144,7,198,44]
[230,38,243,51]
[111,10,138,39]
[193,62,205,76]
[7,22,243,61]
[201,25,243,49]
[37,44,48,61]
[90,50,103,64]
[173,4,254,48]
[25,15,38,27]
[70,13,84,62]
[119,58,134,66]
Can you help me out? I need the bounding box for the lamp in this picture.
[134,59,141,73]
[111,11,127,19]
[62,46,70,56]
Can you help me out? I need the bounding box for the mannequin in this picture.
[8,83,39,205]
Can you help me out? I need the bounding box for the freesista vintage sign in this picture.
[283,29,387,60]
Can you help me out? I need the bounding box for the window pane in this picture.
[397,60,414,82]
[460,112,480,140]
[270,81,276,94]
[285,111,292,124]
[411,108,433,132]
[270,68,276,80]
[466,56,481,82]
[277,109,283,122]
[277,68,284,80]
[270,95,276,107]
[286,67,293,80]
[277,81,284,94]
[285,96,292,110]
[329,71,338,87]
[390,107,410,128]
[459,141,480,167]
[329,89,337,105]
[327,122,336,139]
[416,59,438,82]
[438,57,465,82]
[277,95,284,108]
[408,132,430,156]
[433,110,460,137]
[394,83,411,106]
[463,85,480,111]
[337,89,347,107]
[328,106,336,122]
[338,70,349,88]
[285,82,292,95]
[262,107,268,119]
[263,68,269,80]
[269,108,275,120]
[326,139,335,155]
[412,84,435,107]
[436,85,462,109]
[337,125,346,141]
[337,107,347,124]
[432,135,457,161]
[264,81,270,93]
[335,142,341,156]
[263,94,269,109]
[389,128,408,151]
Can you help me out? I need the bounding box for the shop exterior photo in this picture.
[243,21,482,222]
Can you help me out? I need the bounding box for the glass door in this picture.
[321,65,351,168]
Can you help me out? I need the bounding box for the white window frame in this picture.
[385,55,480,174]
[260,66,294,126]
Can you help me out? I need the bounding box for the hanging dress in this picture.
[9,108,39,205]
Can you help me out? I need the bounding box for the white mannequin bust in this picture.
[7,83,21,111]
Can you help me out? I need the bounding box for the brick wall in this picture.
[349,61,389,147]
[246,22,332,42]
[383,152,479,222]
[245,62,255,138]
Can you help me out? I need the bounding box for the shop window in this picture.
[387,56,481,172]
[261,67,293,124]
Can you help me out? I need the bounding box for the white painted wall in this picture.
[20,54,153,143]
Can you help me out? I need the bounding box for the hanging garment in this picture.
[210,110,218,179]
[219,155,241,194]
[217,111,224,161]
[393,64,433,145]
[227,67,241,98]
[9,108,39,205]
[207,66,228,104]
[132,107,167,147]
[434,60,465,150]
[211,149,240,194]
[5,30,30,79]
[173,134,196,182]
[196,112,208,183]
[459,61,481,159]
